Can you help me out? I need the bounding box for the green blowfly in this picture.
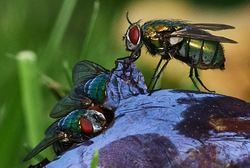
[23,109,106,162]
[24,61,112,164]
[124,13,237,93]
[50,60,110,119]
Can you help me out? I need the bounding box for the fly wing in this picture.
[171,27,237,43]
[49,90,92,119]
[44,120,60,136]
[23,128,64,161]
[190,23,235,31]
[72,60,110,85]
[23,136,58,161]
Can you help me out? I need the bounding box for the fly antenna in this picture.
[126,11,133,25]
[135,19,141,24]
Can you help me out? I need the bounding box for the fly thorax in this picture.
[83,79,92,95]
[83,74,108,103]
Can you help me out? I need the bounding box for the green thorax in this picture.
[178,39,225,69]
[141,20,185,49]
[58,109,85,136]
[83,73,109,103]
[141,20,186,31]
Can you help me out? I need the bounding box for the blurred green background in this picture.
[0,0,249,167]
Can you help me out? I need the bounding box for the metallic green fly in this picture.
[124,13,237,93]
[72,60,110,105]
[49,60,110,119]
[23,109,106,161]
[24,61,111,162]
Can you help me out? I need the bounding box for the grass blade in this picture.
[90,150,99,168]
[0,104,6,126]
[44,0,78,63]
[16,51,43,147]
[80,0,100,59]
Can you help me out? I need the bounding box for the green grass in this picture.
[16,51,44,147]
[43,0,78,67]
[80,0,100,59]
[90,150,99,168]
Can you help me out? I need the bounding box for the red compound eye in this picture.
[128,25,140,45]
[80,117,93,134]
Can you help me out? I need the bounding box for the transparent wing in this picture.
[49,90,92,119]
[190,23,235,31]
[72,60,110,85]
[171,27,237,43]
[23,122,63,161]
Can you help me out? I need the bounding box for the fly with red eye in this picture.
[124,12,237,94]
[23,109,106,162]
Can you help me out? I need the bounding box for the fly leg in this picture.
[148,57,170,95]
[148,57,163,91]
[130,43,143,62]
[189,67,200,91]
[194,68,215,92]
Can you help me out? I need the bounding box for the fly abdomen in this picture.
[178,39,225,69]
